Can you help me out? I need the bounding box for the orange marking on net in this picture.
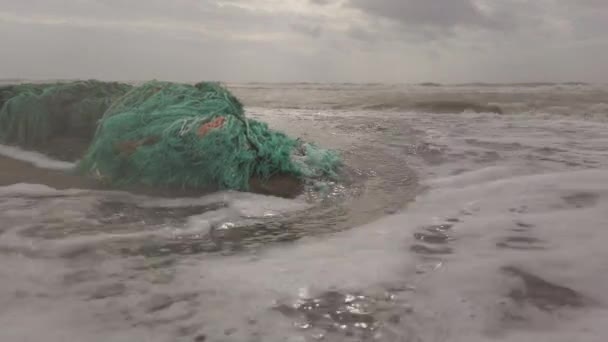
[197,116,225,137]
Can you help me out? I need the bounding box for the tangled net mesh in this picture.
[77,81,341,191]
[0,80,341,192]
[0,80,131,147]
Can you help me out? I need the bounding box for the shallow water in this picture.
[1,84,608,341]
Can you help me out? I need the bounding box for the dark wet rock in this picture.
[446,218,460,223]
[89,283,126,300]
[502,266,587,311]
[141,294,174,312]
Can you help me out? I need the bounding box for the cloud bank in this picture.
[0,0,606,82]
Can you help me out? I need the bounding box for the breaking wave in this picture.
[229,83,608,117]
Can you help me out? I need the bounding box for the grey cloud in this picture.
[309,0,331,4]
[347,0,608,35]
[0,0,606,83]
[347,0,499,30]
[343,0,608,46]
[576,0,608,8]
[347,26,377,42]
[0,0,208,20]
[552,1,608,39]
[290,22,322,38]
[0,18,318,82]
[0,0,304,47]
[0,0,271,31]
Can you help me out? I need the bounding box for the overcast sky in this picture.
[0,0,606,83]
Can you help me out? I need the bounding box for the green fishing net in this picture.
[0,81,132,146]
[0,80,341,192]
[78,81,341,191]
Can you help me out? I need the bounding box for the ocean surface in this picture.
[1,83,608,341]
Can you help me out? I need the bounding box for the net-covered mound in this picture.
[0,81,132,148]
[78,81,341,192]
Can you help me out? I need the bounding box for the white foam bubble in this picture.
[0,144,75,170]
[3,106,608,341]
[0,183,86,196]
